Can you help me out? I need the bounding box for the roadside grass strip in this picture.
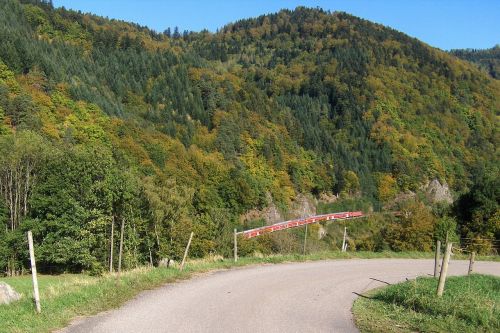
[353,274,500,333]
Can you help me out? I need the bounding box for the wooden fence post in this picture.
[434,240,441,278]
[437,242,452,297]
[109,215,114,273]
[303,223,308,255]
[27,231,41,314]
[342,227,347,252]
[234,229,238,262]
[180,232,194,271]
[468,251,475,275]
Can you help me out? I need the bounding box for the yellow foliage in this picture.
[377,173,398,203]
[0,60,20,93]
[342,170,360,196]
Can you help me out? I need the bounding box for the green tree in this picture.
[142,176,194,262]
[386,200,437,251]
[342,170,361,197]
[454,163,499,253]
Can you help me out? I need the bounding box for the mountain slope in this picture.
[0,0,498,273]
[450,45,500,79]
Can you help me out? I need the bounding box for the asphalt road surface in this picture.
[61,259,500,333]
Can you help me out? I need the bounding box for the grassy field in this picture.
[353,274,500,333]
[0,251,498,333]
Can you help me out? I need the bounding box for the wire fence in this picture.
[452,238,500,255]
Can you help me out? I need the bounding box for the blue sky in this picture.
[52,0,499,50]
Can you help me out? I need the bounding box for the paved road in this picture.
[61,259,500,333]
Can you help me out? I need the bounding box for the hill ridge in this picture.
[0,0,497,274]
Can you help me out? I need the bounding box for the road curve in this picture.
[61,259,500,333]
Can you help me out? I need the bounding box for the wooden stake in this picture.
[180,232,194,271]
[118,217,125,276]
[27,231,41,314]
[234,228,238,262]
[437,242,452,297]
[109,215,114,273]
[342,227,347,252]
[468,251,475,275]
[303,223,308,255]
[434,240,441,278]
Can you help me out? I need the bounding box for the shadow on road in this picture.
[352,291,373,299]
[369,277,392,285]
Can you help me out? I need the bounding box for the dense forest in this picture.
[450,45,500,79]
[0,0,498,275]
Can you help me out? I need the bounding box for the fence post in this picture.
[27,231,41,314]
[436,242,452,297]
[342,227,347,252]
[303,223,308,255]
[234,229,238,262]
[434,240,441,277]
[148,248,153,267]
[180,232,194,271]
[109,215,114,273]
[468,251,475,275]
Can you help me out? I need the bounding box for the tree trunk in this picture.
[118,217,125,275]
[154,222,160,250]
[8,169,14,230]
[132,222,139,268]
[14,166,20,229]
[23,160,31,217]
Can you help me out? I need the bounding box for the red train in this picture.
[240,211,364,239]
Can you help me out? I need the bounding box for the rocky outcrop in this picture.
[318,192,339,203]
[287,194,316,219]
[383,179,453,209]
[240,193,317,226]
[0,281,21,305]
[240,201,283,225]
[424,179,453,204]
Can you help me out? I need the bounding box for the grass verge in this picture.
[353,274,500,333]
[0,250,498,333]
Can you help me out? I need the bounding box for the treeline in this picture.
[0,1,498,275]
[450,45,500,79]
[0,130,230,275]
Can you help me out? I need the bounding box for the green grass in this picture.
[0,251,498,333]
[353,274,500,333]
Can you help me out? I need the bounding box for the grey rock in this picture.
[240,193,318,226]
[289,193,316,218]
[240,192,284,225]
[425,179,453,204]
[159,258,177,268]
[318,192,339,203]
[0,281,21,305]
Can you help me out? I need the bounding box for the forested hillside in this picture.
[0,0,498,275]
[450,45,500,79]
